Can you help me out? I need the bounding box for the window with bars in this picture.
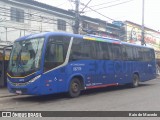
[10,7,24,23]
[57,19,66,31]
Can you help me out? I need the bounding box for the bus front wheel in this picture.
[68,78,81,98]
[131,74,139,88]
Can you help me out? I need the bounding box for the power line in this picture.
[0,13,59,25]
[88,0,123,8]
[0,6,102,34]
[84,0,134,12]
[0,13,70,28]
[67,0,74,9]
[81,0,92,12]
[0,6,55,20]
[0,7,73,26]
[57,1,67,7]
[1,2,159,42]
[0,6,88,33]
[0,13,72,34]
[0,25,42,33]
[0,5,152,34]
[80,1,150,34]
[80,2,114,21]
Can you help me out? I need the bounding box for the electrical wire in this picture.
[84,0,134,12]
[81,0,92,12]
[0,1,133,29]
[0,6,88,33]
[80,2,114,21]
[57,1,67,7]
[0,2,136,32]
[0,7,73,26]
[0,15,72,30]
[80,0,155,38]
[0,3,159,42]
[89,0,121,7]
[67,0,74,9]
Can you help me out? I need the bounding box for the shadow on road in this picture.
[81,83,153,96]
[11,83,155,102]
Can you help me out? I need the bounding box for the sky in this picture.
[35,0,160,31]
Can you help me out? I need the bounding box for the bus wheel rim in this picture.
[72,82,79,93]
[134,76,138,86]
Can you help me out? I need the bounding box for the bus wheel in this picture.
[68,78,81,98]
[131,74,139,88]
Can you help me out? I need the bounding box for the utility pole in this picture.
[73,0,80,34]
[5,27,7,41]
[141,0,145,45]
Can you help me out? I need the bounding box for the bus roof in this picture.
[15,32,153,49]
[15,32,83,42]
[121,41,153,49]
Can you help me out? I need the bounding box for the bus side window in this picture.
[136,48,143,61]
[108,43,113,60]
[45,44,56,62]
[143,48,147,61]
[151,49,155,60]
[69,38,83,61]
[90,41,97,59]
[112,44,122,60]
[132,47,137,60]
[44,36,70,72]
[81,40,93,59]
[45,43,64,71]
[100,42,110,60]
[70,38,94,61]
[125,46,134,61]
[122,46,127,60]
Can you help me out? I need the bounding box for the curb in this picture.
[0,94,17,98]
[0,87,17,98]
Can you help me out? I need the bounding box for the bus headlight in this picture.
[29,75,41,83]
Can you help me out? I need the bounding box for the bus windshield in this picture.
[8,37,44,77]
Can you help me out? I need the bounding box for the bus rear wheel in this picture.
[131,74,139,88]
[68,78,81,98]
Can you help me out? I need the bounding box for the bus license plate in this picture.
[16,90,22,94]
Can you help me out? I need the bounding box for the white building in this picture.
[0,0,76,42]
[0,0,110,43]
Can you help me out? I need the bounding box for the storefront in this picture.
[125,21,160,66]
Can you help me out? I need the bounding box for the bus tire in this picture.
[131,74,139,88]
[68,78,81,98]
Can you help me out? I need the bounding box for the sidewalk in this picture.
[0,87,16,98]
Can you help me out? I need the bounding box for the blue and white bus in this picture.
[7,32,157,97]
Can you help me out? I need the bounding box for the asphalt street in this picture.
[0,78,160,120]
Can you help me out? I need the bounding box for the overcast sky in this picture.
[35,0,160,31]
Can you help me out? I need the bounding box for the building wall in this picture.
[0,0,124,43]
[0,1,30,41]
[125,21,160,61]
[0,0,74,42]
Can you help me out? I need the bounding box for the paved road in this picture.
[0,78,160,119]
